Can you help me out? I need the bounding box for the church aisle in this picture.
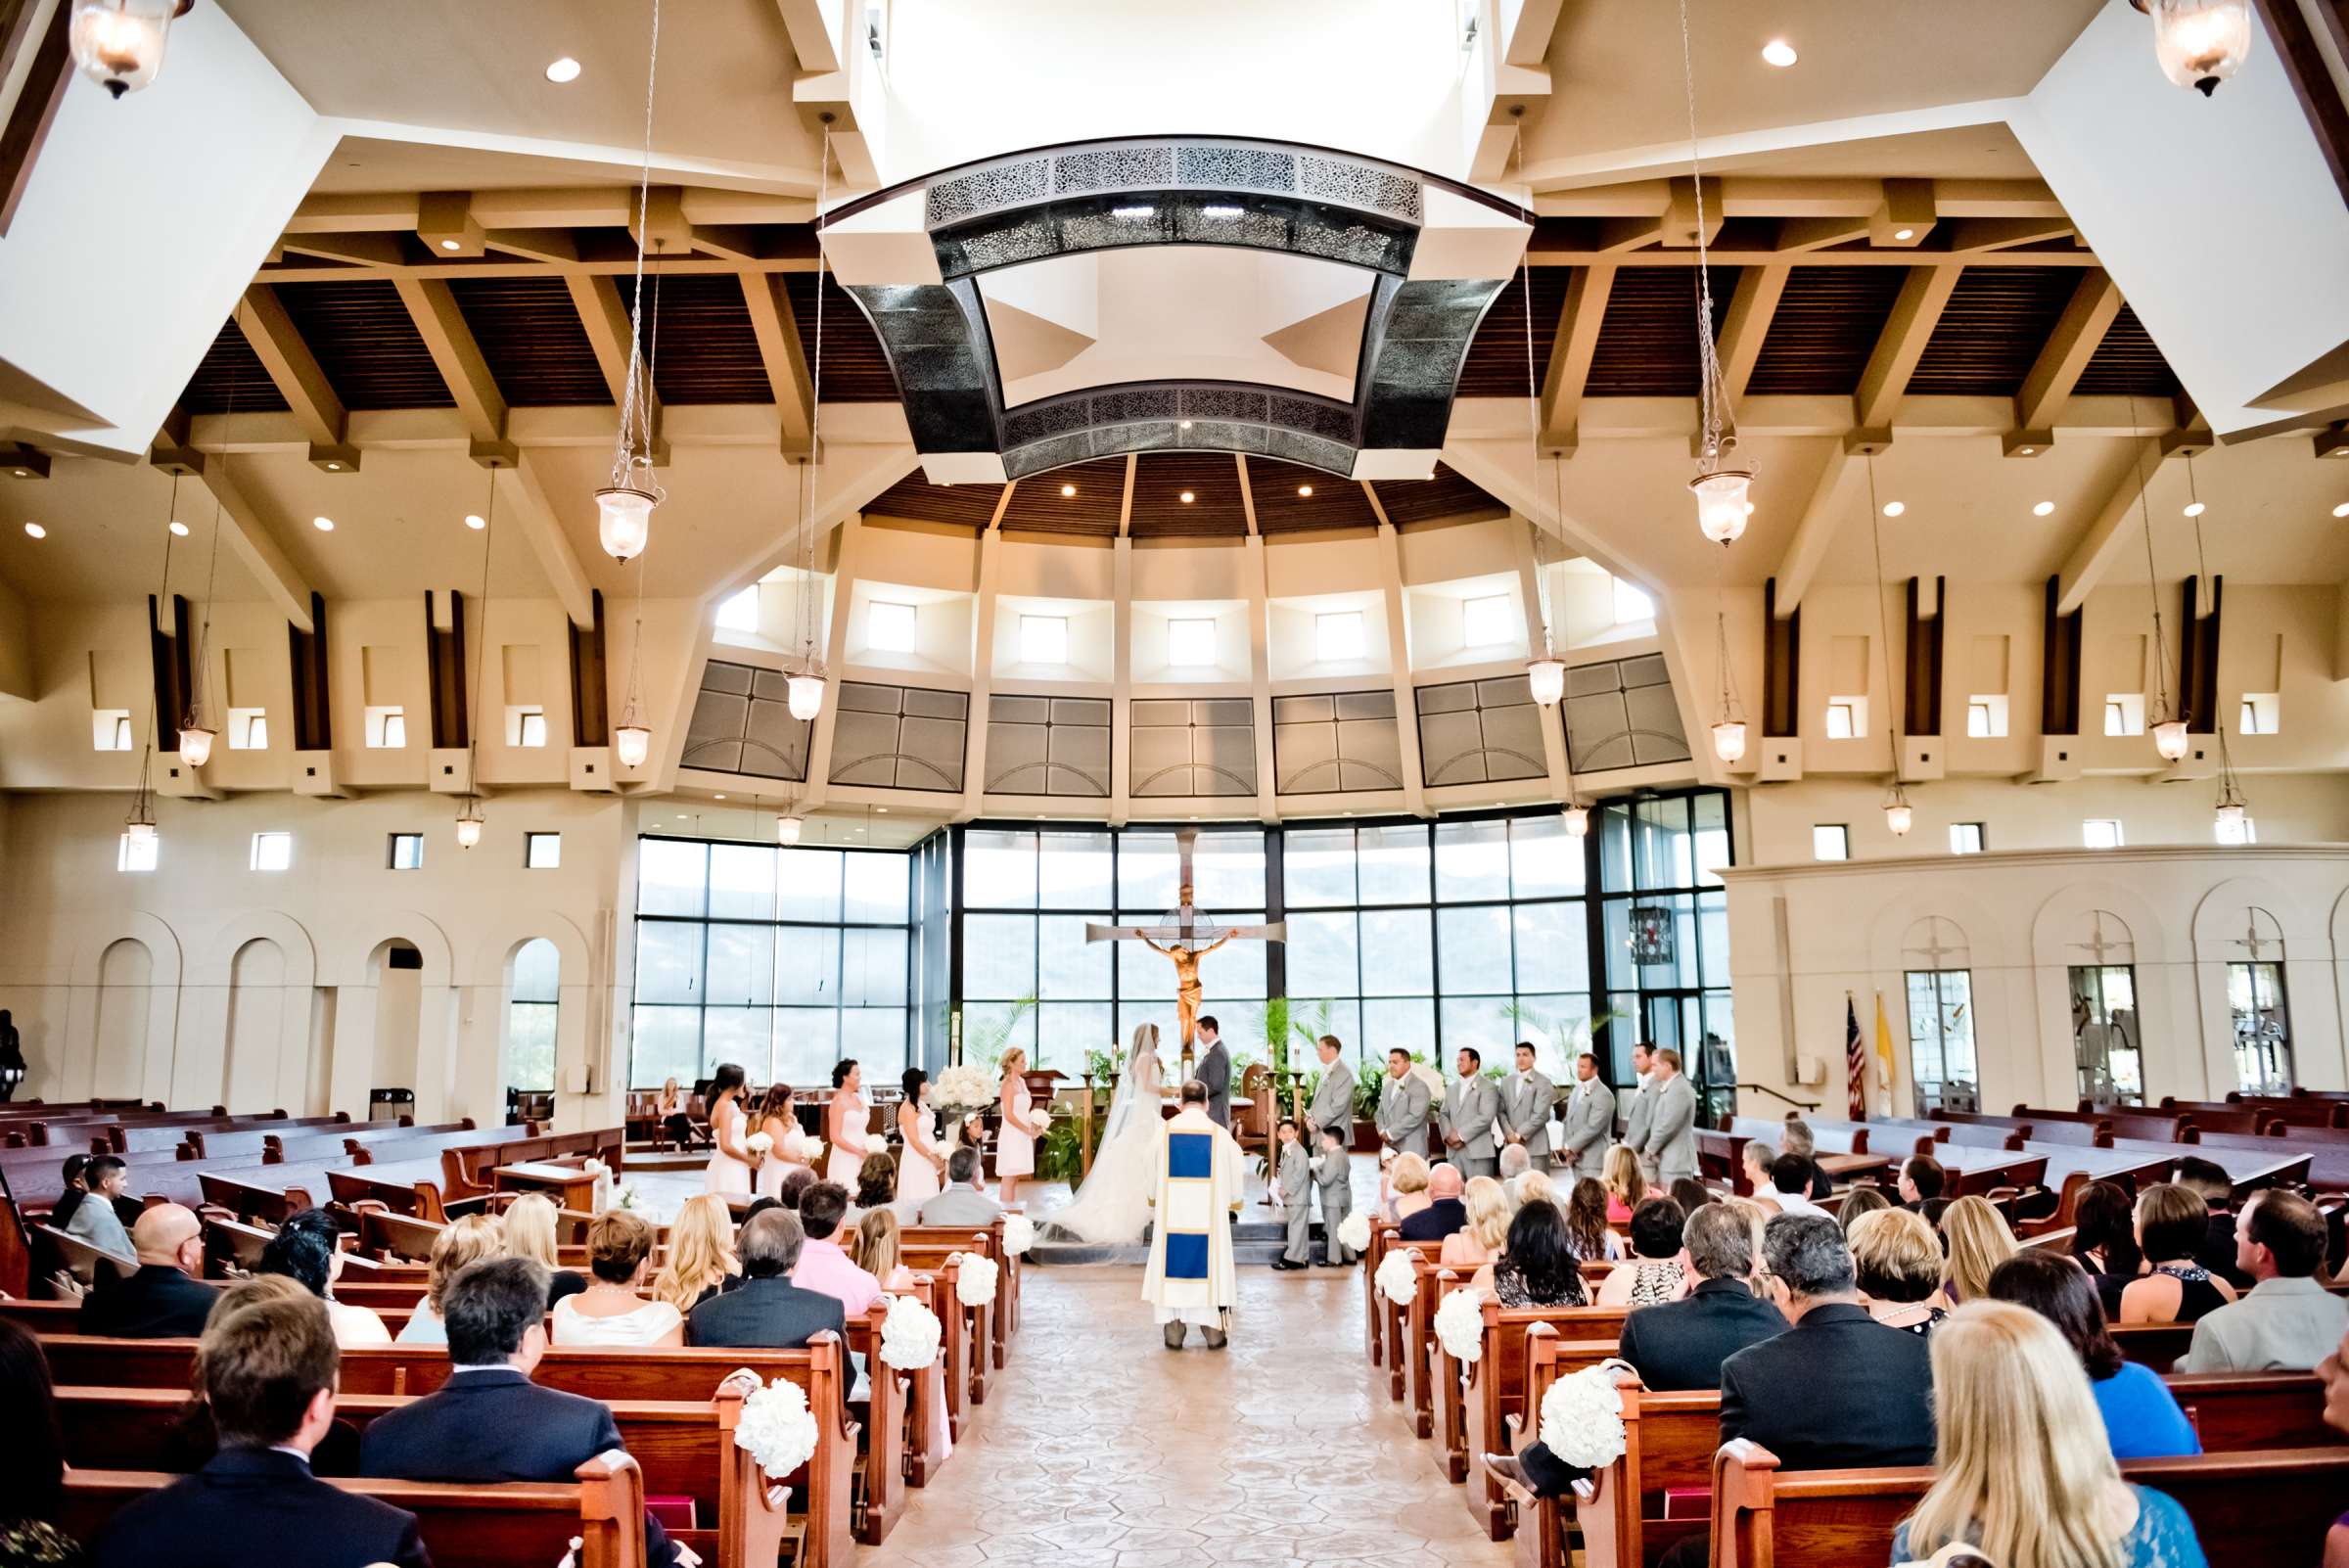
[860,1266,1513,1568]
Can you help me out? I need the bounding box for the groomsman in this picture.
[1272,1121,1313,1271]
[1557,1052,1615,1179]
[1638,1047,1700,1184]
[1499,1042,1554,1166]
[1622,1041,1658,1181]
[1374,1049,1432,1158]
[1440,1046,1501,1180]
[1304,1035,1355,1147]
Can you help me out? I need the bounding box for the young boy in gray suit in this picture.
[1313,1124,1356,1267]
[1273,1120,1313,1271]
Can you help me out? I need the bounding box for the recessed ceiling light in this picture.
[312,516,335,531]
[2183,500,2206,517]
[438,239,460,252]
[1178,420,1192,431]
[464,514,485,530]
[169,520,190,535]
[325,461,342,471]
[1881,500,1905,518]
[1202,205,1242,218]
[1110,205,1156,219]
[2033,500,2055,516]
[545,57,581,82]
[876,806,888,813]
[1060,483,1077,497]
[1298,484,1313,496]
[23,522,44,538]
[1761,39,1798,67]
[2018,445,2037,455]
[1179,490,1195,503]
[2334,502,2349,518]
[1893,228,1915,241]
[10,469,27,478]
[714,793,726,800]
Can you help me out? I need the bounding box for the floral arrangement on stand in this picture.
[1537,1360,1635,1469]
[949,1250,1000,1308]
[1001,1213,1036,1257]
[581,1158,613,1212]
[734,1375,820,1482]
[878,1294,944,1369]
[1374,1248,1417,1307]
[1335,1211,1372,1255]
[1433,1286,1487,1362]
[932,1063,996,1153]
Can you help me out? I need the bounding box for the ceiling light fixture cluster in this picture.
[1680,1,1754,545]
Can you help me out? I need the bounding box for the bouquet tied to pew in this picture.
[949,1249,1000,1307]
[1538,1358,1635,1469]
[1335,1210,1372,1254]
[879,1292,944,1369]
[1374,1247,1417,1307]
[1433,1285,1487,1362]
[735,1374,821,1483]
[1001,1212,1036,1257]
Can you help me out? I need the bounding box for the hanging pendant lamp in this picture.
[2130,0,2253,95]
[598,0,668,561]
[789,121,841,726]
[1677,0,1753,544]
[776,808,805,847]
[454,797,485,851]
[69,0,192,98]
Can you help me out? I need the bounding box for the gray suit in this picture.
[1439,1074,1501,1180]
[1557,1076,1615,1179]
[1306,1057,1355,1146]
[1196,1038,1231,1129]
[916,1182,1004,1228]
[1276,1140,1313,1265]
[1315,1137,1356,1263]
[1499,1070,1555,1163]
[1622,1073,1656,1176]
[1639,1072,1699,1183]
[1375,1071,1432,1156]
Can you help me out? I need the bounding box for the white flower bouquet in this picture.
[1538,1360,1634,1470]
[1433,1285,1487,1363]
[949,1250,1000,1307]
[878,1294,944,1370]
[1373,1247,1418,1307]
[581,1158,611,1179]
[744,1130,774,1157]
[733,1375,819,1481]
[932,1063,996,1116]
[1412,1061,1447,1105]
[1001,1213,1036,1257]
[1336,1211,1372,1254]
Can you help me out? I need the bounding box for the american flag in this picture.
[1844,993,1866,1121]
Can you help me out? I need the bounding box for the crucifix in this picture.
[1085,827,1285,1071]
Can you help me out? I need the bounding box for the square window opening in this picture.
[1314,611,1366,662]
[1019,615,1069,666]
[1610,577,1655,625]
[1812,824,1849,861]
[2083,818,2123,850]
[94,710,132,752]
[251,832,293,872]
[1949,822,1985,854]
[2103,694,2144,736]
[389,832,424,871]
[1965,695,2007,738]
[1461,593,1514,648]
[526,832,562,870]
[365,707,406,749]
[2238,692,2279,735]
[1824,697,1866,740]
[1167,617,1217,668]
[508,706,548,748]
[228,709,268,750]
[867,600,918,654]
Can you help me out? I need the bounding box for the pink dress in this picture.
[825,1091,869,1186]
[995,1079,1036,1177]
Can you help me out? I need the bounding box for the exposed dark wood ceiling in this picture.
[1454,265,1572,397]
[1584,265,1741,397]
[1250,458,1379,534]
[860,471,1008,530]
[2073,300,2182,398]
[448,278,609,406]
[1370,461,1510,527]
[1129,451,1246,537]
[996,457,1128,535]
[181,320,290,416]
[643,272,770,405]
[1908,266,2078,395]
[274,281,452,410]
[780,272,898,402]
[1744,267,1909,396]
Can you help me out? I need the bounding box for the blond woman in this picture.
[850,1207,915,1291]
[652,1193,739,1314]
[396,1213,503,1345]
[1601,1142,1645,1223]
[500,1192,586,1307]
[1388,1152,1433,1222]
[1939,1194,2018,1305]
[1848,1206,1951,1334]
[1441,1176,1513,1269]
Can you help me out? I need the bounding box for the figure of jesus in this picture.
[1140,883,1231,1048]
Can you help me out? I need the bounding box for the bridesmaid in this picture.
[825,1059,870,1186]
[995,1047,1041,1208]
[702,1062,757,1196]
[755,1082,815,1200]
[896,1068,945,1213]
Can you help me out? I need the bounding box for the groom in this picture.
[1142,1079,1244,1349]
[1193,1015,1231,1129]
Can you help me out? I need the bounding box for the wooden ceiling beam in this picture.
[1234,454,1259,536]
[482,228,578,264]
[1945,215,2079,251]
[774,0,844,73]
[504,456,598,630]
[392,276,511,458]
[1717,263,1788,401]
[186,458,317,632]
[1854,265,1960,432]
[738,270,815,454]
[2015,269,2123,434]
[278,233,404,268]
[566,273,647,411]
[234,286,347,455]
[1771,443,1865,620]
[2056,436,2173,614]
[1540,262,1616,449]
[416,191,485,258]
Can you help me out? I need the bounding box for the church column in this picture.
[1109,535,1134,829]
[1242,533,1278,823]
[958,524,1002,819]
[1373,521,1430,817]
[800,513,868,807]
[1509,508,1575,802]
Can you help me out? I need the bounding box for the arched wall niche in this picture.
[66,911,183,1103]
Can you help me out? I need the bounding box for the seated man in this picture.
[1398,1161,1468,1241]
[79,1203,220,1338]
[1776,1120,1837,1202]
[791,1181,883,1318]
[63,1152,135,1267]
[917,1146,1003,1227]
[92,1278,428,1568]
[690,1209,848,1349]
[2177,1156,2254,1290]
[361,1257,680,1568]
[2179,1188,2348,1372]
[1897,1154,1947,1213]
[1758,1153,1826,1219]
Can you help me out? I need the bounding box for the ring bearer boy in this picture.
[1272,1120,1312,1271]
[1313,1124,1356,1267]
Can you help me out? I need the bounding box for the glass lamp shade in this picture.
[1884,800,1914,837]
[176,723,214,768]
[70,0,180,98]
[776,813,804,847]
[124,816,157,847]
[787,672,825,721]
[2214,800,2247,840]
[454,812,484,850]
[1710,719,1747,764]
[2151,716,2189,762]
[1527,658,1565,707]
[1562,802,1591,837]
[595,484,657,561]
[2144,0,2253,94]
[615,723,652,768]
[1689,468,1753,545]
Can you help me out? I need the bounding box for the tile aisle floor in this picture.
[857,1265,1514,1568]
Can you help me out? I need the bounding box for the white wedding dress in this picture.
[1043,1032,1165,1244]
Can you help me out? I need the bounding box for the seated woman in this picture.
[1847,1206,1951,1335]
[657,1075,692,1149]
[501,1192,587,1308]
[1894,1301,2207,1566]
[2119,1182,2237,1325]
[256,1208,390,1347]
[2071,1178,2146,1317]
[1938,1194,2017,1305]
[1563,1177,1627,1263]
[1601,1143,1645,1224]
[852,1150,898,1223]
[1387,1153,1433,1223]
[551,1210,684,1347]
[850,1207,916,1291]
[1668,1176,1715,1216]
[1989,1251,2199,1460]
[1473,1195,1589,1308]
[1835,1182,1893,1237]
[1515,1169,1562,1213]
[395,1213,504,1345]
[651,1193,740,1314]
[1440,1176,1513,1269]
[0,1317,80,1568]
[1595,1197,1687,1308]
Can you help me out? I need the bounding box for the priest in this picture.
[1142,1078,1245,1350]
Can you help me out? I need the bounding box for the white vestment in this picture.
[1139,1105,1243,1327]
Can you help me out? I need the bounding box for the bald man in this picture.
[80,1203,220,1338]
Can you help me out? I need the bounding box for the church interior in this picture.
[2,1,2348,1565]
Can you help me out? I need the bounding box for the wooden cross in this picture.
[1084,827,1285,1053]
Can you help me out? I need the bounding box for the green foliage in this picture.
[1354,1066,1385,1120]
[963,994,1037,1072]
[1037,1114,1086,1182]
[1084,1046,1121,1083]
[1264,996,1292,1078]
[1291,997,1336,1056]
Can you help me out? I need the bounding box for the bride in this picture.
[1044,1023,1167,1244]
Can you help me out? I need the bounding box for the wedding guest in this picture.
[753,1083,813,1201]
[1739,1140,1778,1208]
[1775,1120,1837,1201]
[791,1181,882,1317]
[1388,1153,1434,1222]
[690,1210,846,1350]
[777,1167,817,1212]
[257,1209,390,1347]
[1596,1197,1687,1308]
[0,1319,77,1567]
[1399,1161,1467,1241]
[651,1193,740,1314]
[361,1257,681,1568]
[850,1208,915,1291]
[2323,1325,2349,1568]
[2072,1179,2146,1315]
[1892,1302,2208,1568]
[2119,1183,2236,1325]
[500,1193,585,1308]
[1481,1194,1589,1308]
[657,1075,692,1150]
[1847,1207,1951,1335]
[852,1151,898,1220]
[896,1068,946,1215]
[1758,1153,1825,1218]
[78,1204,218,1338]
[395,1214,502,1345]
[1836,1183,1892,1235]
[1617,1200,1784,1388]
[2176,1156,2252,1289]
[917,1146,1002,1227]
[1563,1177,1626,1263]
[46,1153,89,1230]
[2179,1188,2348,1372]
[1497,1142,1531,1198]
[1897,1154,1947,1212]
[1669,1176,1714,1216]
[1989,1252,2199,1460]
[1514,1169,1564,1215]
[63,1153,134,1268]
[1939,1194,2017,1304]
[551,1210,682,1347]
[1601,1143,1644,1223]
[1440,1176,1511,1269]
[91,1280,428,1568]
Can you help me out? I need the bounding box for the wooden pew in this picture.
[900,1215,1020,1370]
[1454,1301,1632,1538]
[2221,1092,2348,1129]
[898,1237,990,1419]
[62,1454,649,1568]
